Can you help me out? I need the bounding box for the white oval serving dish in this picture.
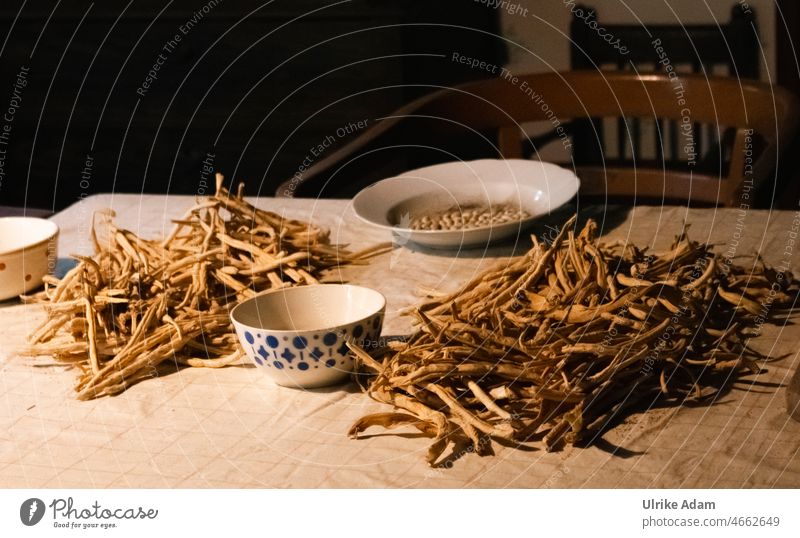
[352,159,579,249]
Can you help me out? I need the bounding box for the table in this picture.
[1,194,799,488]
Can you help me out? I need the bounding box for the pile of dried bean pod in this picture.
[22,174,381,400]
[348,215,799,466]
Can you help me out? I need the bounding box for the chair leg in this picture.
[497,126,523,159]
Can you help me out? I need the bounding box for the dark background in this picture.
[0,0,504,211]
[3,1,800,212]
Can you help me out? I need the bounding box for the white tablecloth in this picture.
[1,194,799,487]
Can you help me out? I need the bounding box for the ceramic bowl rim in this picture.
[352,158,580,235]
[229,283,386,334]
[0,217,59,256]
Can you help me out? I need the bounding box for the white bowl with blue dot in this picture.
[230,284,385,388]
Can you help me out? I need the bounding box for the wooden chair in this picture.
[569,4,760,171]
[277,71,798,207]
[571,4,758,76]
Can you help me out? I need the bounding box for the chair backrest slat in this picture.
[277,72,798,206]
[570,3,760,172]
[424,73,796,204]
[571,4,759,76]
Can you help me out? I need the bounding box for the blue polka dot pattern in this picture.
[243,313,383,375]
[323,332,337,346]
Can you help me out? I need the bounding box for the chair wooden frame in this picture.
[277,71,798,207]
[569,4,760,170]
[571,4,759,77]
